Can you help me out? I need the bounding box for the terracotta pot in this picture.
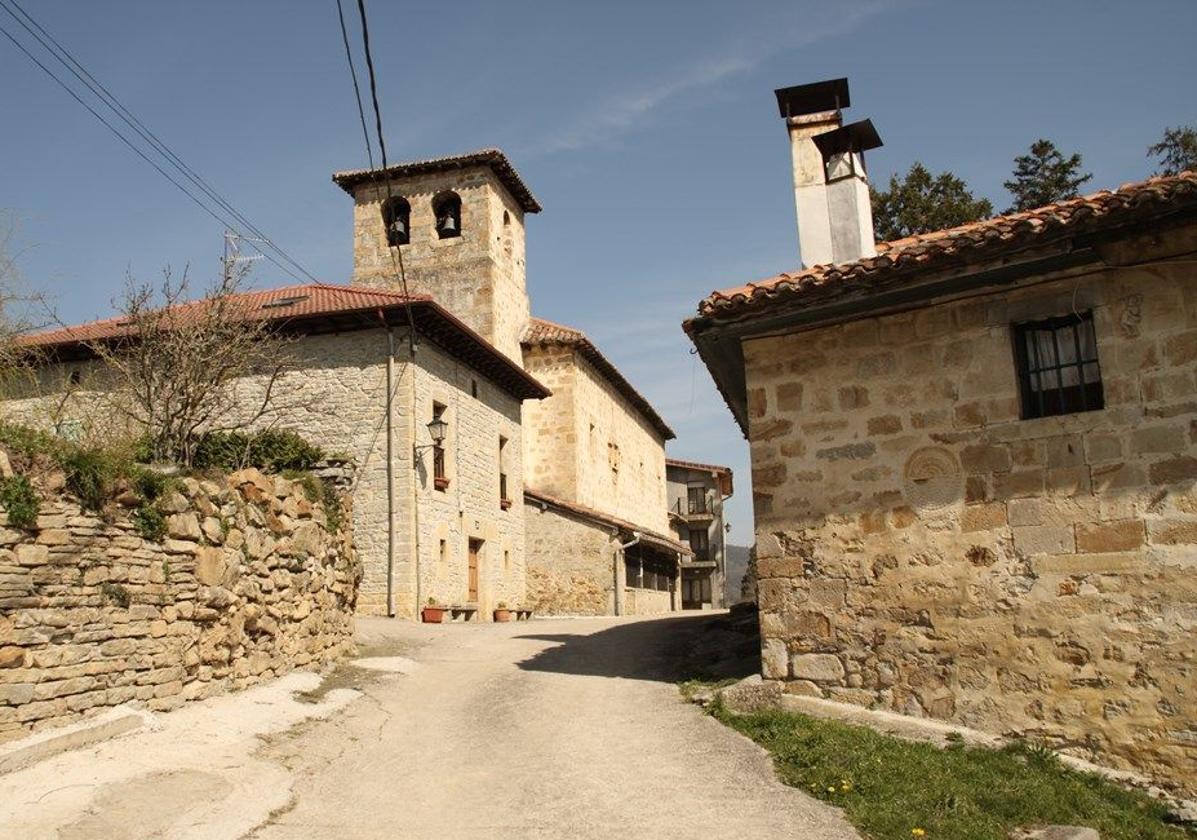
[493,609,512,623]
[421,606,445,623]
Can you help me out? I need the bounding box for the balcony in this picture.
[672,496,714,523]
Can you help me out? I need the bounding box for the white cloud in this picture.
[535,1,896,154]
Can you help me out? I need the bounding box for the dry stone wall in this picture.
[745,256,1197,794]
[0,468,359,742]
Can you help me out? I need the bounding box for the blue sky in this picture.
[2,0,1195,544]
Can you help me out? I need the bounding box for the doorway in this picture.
[468,539,482,603]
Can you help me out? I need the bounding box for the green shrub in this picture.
[320,478,344,533]
[0,475,40,529]
[193,429,324,473]
[0,422,65,461]
[129,466,176,503]
[61,447,115,511]
[132,504,167,542]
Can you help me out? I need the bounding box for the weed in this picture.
[0,474,40,530]
[133,504,167,542]
[99,581,131,608]
[61,447,115,511]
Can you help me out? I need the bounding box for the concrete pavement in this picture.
[1,613,860,840]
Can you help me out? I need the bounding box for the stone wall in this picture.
[0,468,359,742]
[745,255,1197,794]
[348,166,529,363]
[524,501,616,615]
[3,328,530,621]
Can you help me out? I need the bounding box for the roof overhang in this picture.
[524,488,690,558]
[686,243,1106,437]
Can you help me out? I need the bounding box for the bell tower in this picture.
[333,149,541,363]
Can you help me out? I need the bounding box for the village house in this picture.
[8,148,687,623]
[685,77,1197,792]
[666,458,733,609]
[334,149,688,616]
[12,285,548,621]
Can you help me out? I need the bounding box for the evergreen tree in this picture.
[1147,126,1197,176]
[1004,139,1092,212]
[870,162,993,241]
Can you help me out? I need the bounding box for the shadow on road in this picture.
[515,608,761,683]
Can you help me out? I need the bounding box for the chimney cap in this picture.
[811,119,883,158]
[774,78,850,119]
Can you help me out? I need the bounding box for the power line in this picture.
[341,0,416,348]
[0,0,319,284]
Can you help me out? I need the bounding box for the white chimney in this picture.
[775,79,882,268]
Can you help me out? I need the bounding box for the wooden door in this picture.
[467,539,481,603]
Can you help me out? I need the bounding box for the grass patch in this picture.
[713,707,1191,840]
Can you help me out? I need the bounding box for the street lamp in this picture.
[426,416,448,446]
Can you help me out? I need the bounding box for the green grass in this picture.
[712,706,1192,840]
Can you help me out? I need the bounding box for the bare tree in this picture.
[0,213,46,401]
[86,261,292,466]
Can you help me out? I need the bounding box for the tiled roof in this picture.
[522,317,675,441]
[332,148,542,213]
[21,283,551,401]
[523,487,690,557]
[693,171,1197,322]
[665,457,731,475]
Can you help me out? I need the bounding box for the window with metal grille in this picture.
[687,486,708,514]
[688,529,709,561]
[1012,312,1103,420]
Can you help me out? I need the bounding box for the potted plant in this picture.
[421,597,445,624]
[493,601,512,622]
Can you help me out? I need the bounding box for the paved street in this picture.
[2,613,859,840]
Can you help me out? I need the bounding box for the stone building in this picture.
[334,150,688,617]
[685,77,1197,792]
[13,285,548,620]
[8,148,683,624]
[666,459,733,609]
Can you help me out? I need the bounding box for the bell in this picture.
[438,214,458,235]
[389,218,407,242]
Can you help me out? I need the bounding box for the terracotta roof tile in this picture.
[522,317,675,440]
[692,171,1197,322]
[523,487,690,556]
[332,148,541,213]
[21,283,551,401]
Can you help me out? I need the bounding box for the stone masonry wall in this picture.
[571,354,670,535]
[745,251,1197,794]
[0,468,359,742]
[524,501,616,615]
[4,329,529,620]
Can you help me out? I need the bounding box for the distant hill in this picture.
[724,544,752,605]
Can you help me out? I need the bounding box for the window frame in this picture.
[1011,311,1104,421]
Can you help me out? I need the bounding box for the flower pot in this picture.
[493,609,512,623]
[421,606,445,623]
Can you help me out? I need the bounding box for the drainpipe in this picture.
[384,325,396,617]
[616,531,641,617]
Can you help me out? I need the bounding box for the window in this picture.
[499,436,511,509]
[687,486,708,515]
[439,539,449,569]
[689,529,709,561]
[432,402,449,490]
[432,191,462,239]
[503,550,510,570]
[1013,312,1103,420]
[471,378,478,398]
[608,441,620,476]
[381,196,411,247]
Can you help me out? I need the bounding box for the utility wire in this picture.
[0,0,319,285]
[341,0,416,349]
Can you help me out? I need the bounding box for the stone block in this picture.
[761,638,789,680]
[1013,525,1075,556]
[960,502,1008,533]
[790,653,845,684]
[1075,520,1144,553]
[1148,519,1197,545]
[1149,455,1197,486]
[959,444,1011,475]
